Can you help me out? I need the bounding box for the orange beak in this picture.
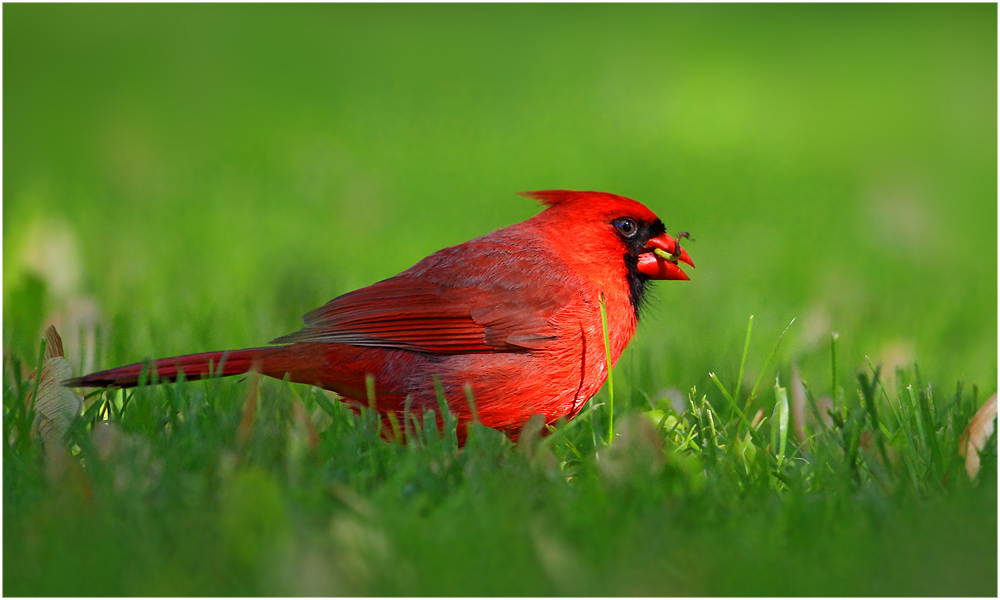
[636,232,695,281]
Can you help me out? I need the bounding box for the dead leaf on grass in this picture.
[960,393,997,480]
[29,326,84,482]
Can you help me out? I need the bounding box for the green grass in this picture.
[3,328,997,595]
[3,4,997,596]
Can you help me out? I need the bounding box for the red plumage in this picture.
[68,190,694,440]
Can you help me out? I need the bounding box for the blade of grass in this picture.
[917,385,942,473]
[743,317,796,416]
[689,393,716,468]
[907,385,928,469]
[733,315,754,403]
[463,383,479,445]
[422,408,439,445]
[599,292,614,445]
[710,372,765,446]
[432,375,456,452]
[386,411,403,445]
[773,376,789,467]
[858,369,893,477]
[311,387,339,419]
[540,401,605,451]
[403,394,418,447]
[831,332,840,411]
[799,381,829,437]
[365,373,381,438]
[463,382,479,424]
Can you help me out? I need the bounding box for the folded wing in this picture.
[272,235,577,354]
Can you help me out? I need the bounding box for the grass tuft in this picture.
[7,324,995,595]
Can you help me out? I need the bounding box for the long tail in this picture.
[65,346,292,388]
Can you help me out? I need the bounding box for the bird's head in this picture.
[521,189,694,282]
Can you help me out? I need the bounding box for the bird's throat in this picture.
[623,252,650,320]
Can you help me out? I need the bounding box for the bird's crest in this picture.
[519,189,633,208]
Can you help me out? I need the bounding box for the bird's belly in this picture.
[434,347,600,434]
[312,342,602,437]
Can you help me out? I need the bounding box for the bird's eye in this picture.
[613,217,639,238]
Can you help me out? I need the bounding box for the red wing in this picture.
[272,237,578,354]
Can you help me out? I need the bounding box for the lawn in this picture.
[3,4,997,596]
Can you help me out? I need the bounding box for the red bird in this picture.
[68,190,693,440]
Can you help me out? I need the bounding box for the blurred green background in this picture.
[4,4,997,397]
[3,5,997,597]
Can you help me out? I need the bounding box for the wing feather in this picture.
[272,234,578,354]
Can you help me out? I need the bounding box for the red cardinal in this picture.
[68,190,693,440]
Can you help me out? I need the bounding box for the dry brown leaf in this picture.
[960,393,997,480]
[31,326,84,482]
[43,324,65,360]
